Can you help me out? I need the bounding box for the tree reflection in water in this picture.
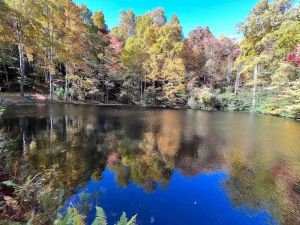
[224,147,300,225]
[0,104,300,224]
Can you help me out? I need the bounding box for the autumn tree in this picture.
[184,27,208,92]
[62,0,87,100]
[234,0,300,116]
[142,13,186,105]
[111,10,136,41]
[92,11,107,33]
[151,8,167,27]
[0,0,298,117]
[38,0,66,100]
[78,3,92,25]
[4,0,45,96]
[0,0,15,90]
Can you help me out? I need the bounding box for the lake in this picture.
[1,104,300,225]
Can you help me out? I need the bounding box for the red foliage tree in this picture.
[287,44,300,66]
[106,35,123,74]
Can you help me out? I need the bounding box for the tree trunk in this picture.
[50,116,53,143]
[106,83,109,103]
[144,79,147,94]
[140,74,143,103]
[49,67,53,100]
[48,7,54,101]
[48,26,54,100]
[234,67,240,95]
[152,80,156,104]
[64,64,68,101]
[226,56,232,84]
[2,60,9,90]
[252,64,259,110]
[18,44,25,97]
[48,46,54,100]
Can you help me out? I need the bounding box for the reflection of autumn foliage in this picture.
[105,132,118,151]
[224,148,300,225]
[106,111,181,191]
[107,152,119,166]
[175,136,223,176]
[108,145,174,192]
[140,111,182,157]
[106,110,226,190]
[3,105,300,224]
[11,107,225,194]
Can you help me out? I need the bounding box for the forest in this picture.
[0,0,299,118]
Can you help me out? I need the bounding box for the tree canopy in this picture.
[0,0,299,118]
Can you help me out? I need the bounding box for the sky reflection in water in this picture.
[62,169,276,225]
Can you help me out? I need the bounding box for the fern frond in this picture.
[126,214,137,225]
[72,208,85,225]
[92,207,107,225]
[55,207,84,225]
[116,212,127,225]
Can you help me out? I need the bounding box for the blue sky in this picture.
[74,0,258,38]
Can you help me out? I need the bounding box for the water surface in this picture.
[1,104,300,224]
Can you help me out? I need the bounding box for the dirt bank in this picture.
[0,92,49,105]
[0,92,132,107]
[0,92,186,109]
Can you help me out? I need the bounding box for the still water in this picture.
[1,104,300,225]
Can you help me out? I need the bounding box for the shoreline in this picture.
[1,92,299,120]
[0,92,186,109]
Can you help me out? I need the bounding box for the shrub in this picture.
[54,87,65,100]
[255,80,300,119]
[216,91,252,111]
[187,87,218,110]
[0,106,5,116]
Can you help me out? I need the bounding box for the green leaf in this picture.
[2,180,17,187]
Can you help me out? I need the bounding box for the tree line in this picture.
[0,0,299,117]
